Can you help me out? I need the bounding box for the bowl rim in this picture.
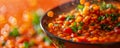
[40,1,120,46]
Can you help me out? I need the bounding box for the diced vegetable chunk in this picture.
[63,27,73,34]
[9,28,20,37]
[98,16,105,21]
[77,4,84,10]
[48,23,54,28]
[24,42,29,48]
[47,11,54,17]
[114,27,120,34]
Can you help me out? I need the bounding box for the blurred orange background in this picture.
[0,0,70,48]
[0,0,70,15]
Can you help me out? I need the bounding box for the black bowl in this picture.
[40,0,120,48]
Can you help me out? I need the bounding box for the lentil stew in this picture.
[47,0,120,44]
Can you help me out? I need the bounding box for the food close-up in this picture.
[0,0,70,48]
[41,0,120,48]
[47,0,120,43]
[1,0,120,48]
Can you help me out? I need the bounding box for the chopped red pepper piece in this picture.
[63,27,73,34]
[58,15,65,21]
[114,27,120,34]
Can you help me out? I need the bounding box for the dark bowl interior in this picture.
[40,0,120,48]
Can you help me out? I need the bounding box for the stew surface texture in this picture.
[47,0,120,43]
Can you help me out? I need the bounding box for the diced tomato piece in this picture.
[114,27,120,34]
[71,33,77,37]
[58,15,65,21]
[63,27,73,34]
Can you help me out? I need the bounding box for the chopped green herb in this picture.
[100,2,107,10]
[116,22,120,27]
[98,16,105,21]
[79,22,84,26]
[32,12,43,35]
[73,22,77,26]
[110,13,115,17]
[100,24,107,30]
[24,42,29,48]
[32,12,40,25]
[105,14,109,17]
[111,16,117,21]
[76,4,84,10]
[78,26,82,30]
[9,28,20,37]
[110,14,117,21]
[43,36,52,45]
[100,1,116,10]
[29,40,35,46]
[106,26,112,31]
[71,22,78,32]
[100,24,112,31]
[66,15,74,21]
[106,4,114,9]
[33,25,43,34]
[71,26,78,32]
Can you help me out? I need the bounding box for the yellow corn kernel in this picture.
[82,6,89,15]
[48,23,54,28]
[75,16,83,23]
[72,38,78,42]
[69,22,74,27]
[74,13,81,17]
[58,34,62,37]
[80,0,85,5]
[92,37,98,42]
[64,21,69,26]
[84,2,90,6]
[47,11,54,17]
[83,16,91,23]
[91,14,98,20]
[91,4,99,11]
[66,36,71,40]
